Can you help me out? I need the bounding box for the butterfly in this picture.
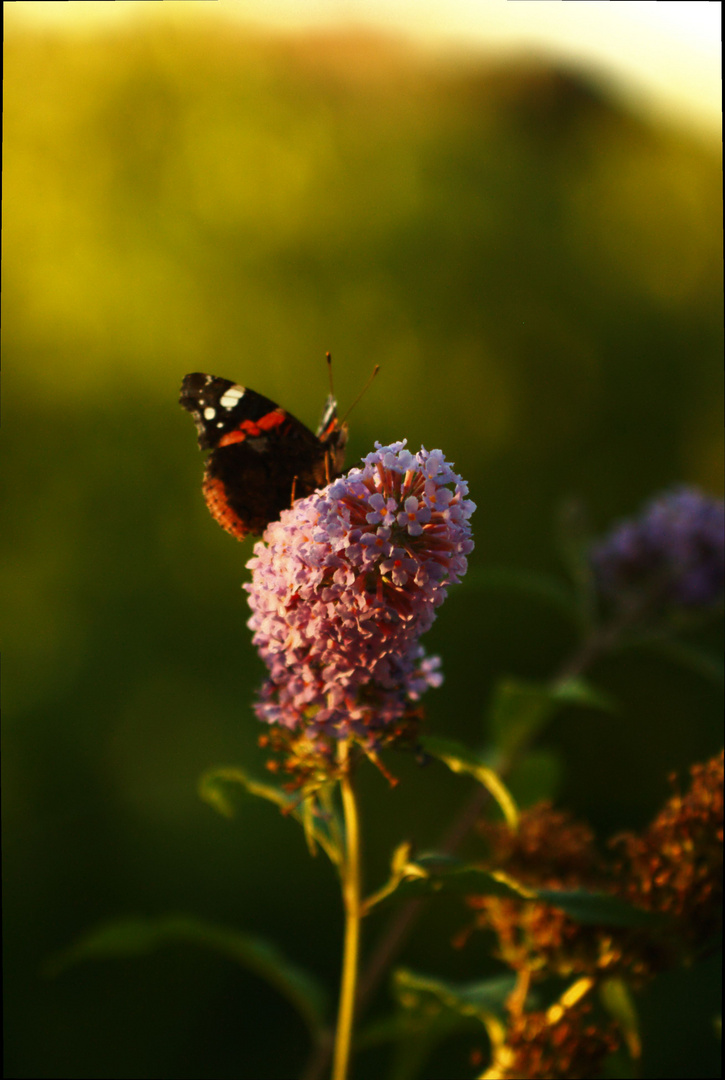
[179,372,348,540]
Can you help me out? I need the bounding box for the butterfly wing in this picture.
[180,373,345,540]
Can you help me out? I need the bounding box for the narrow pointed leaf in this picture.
[600,977,642,1060]
[394,968,520,1021]
[420,735,519,827]
[373,855,659,930]
[357,1009,466,1080]
[638,637,725,686]
[199,766,295,816]
[199,767,340,863]
[487,680,557,758]
[45,915,329,1035]
[535,889,660,928]
[507,748,563,806]
[488,677,615,759]
[375,855,533,906]
[551,676,617,713]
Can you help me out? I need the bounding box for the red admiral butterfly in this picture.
[179,372,348,540]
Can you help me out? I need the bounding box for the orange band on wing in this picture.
[255,409,288,432]
[218,429,248,447]
[218,409,288,447]
[203,473,250,540]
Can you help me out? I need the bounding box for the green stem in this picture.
[331,742,362,1080]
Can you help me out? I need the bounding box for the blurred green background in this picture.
[3,11,722,1080]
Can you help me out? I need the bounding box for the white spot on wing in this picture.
[219,385,246,410]
[204,407,216,420]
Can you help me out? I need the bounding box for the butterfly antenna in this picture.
[340,364,380,426]
[326,351,335,399]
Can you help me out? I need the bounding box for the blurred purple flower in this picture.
[244,441,475,750]
[590,487,724,615]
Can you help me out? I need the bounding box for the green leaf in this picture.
[419,736,488,773]
[487,679,557,758]
[506,748,563,806]
[374,854,659,931]
[488,677,615,759]
[374,855,534,907]
[369,846,660,935]
[389,969,533,1080]
[636,637,725,686]
[353,1011,429,1050]
[45,915,329,1035]
[420,735,519,827]
[600,977,642,1061]
[535,889,660,928]
[458,565,578,619]
[199,766,295,817]
[551,676,617,713]
[198,768,341,864]
[356,1008,467,1080]
[394,968,519,1021]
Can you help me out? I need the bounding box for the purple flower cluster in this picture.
[590,487,724,615]
[245,441,475,749]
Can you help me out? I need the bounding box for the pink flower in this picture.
[244,441,475,750]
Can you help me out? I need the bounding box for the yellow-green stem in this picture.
[331,743,362,1080]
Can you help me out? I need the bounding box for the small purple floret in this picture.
[590,487,724,614]
[245,441,475,747]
